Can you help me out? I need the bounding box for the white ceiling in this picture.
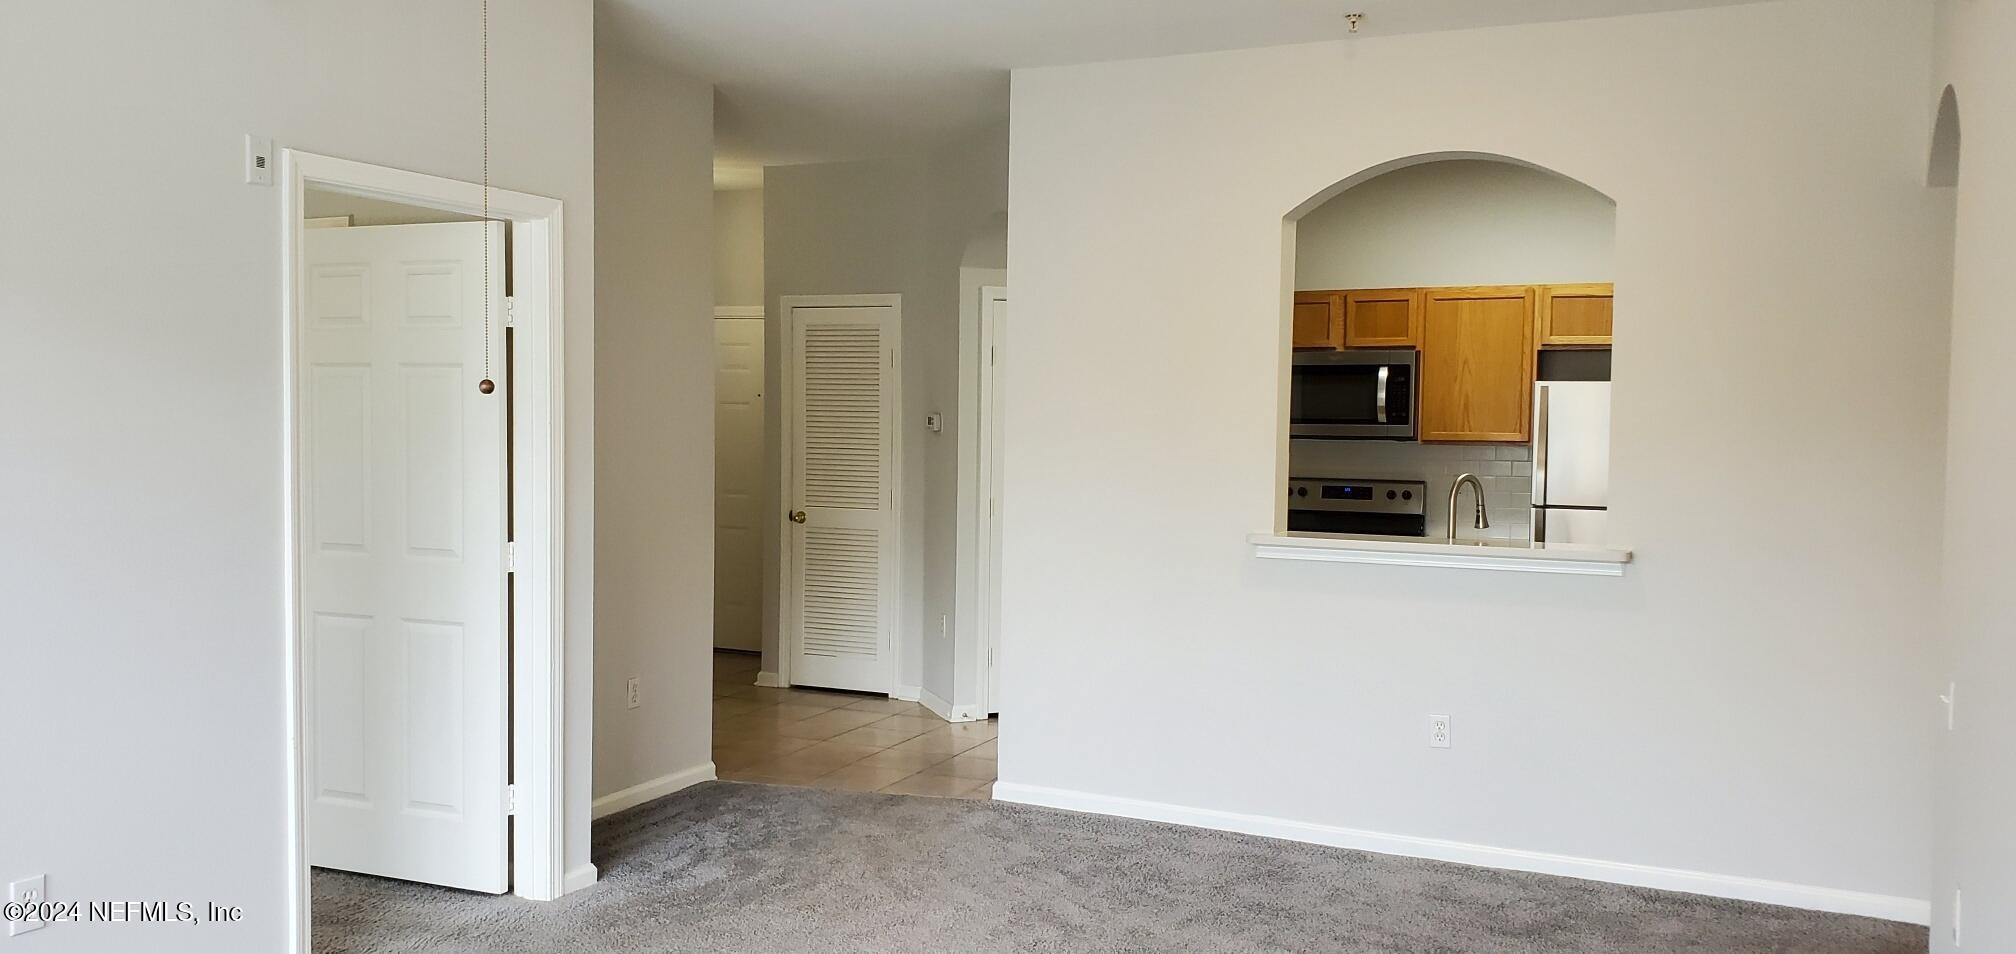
[597,0,1764,177]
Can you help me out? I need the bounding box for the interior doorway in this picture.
[975,286,1007,717]
[954,213,1009,723]
[281,151,573,953]
[777,294,904,694]
[705,292,995,796]
[713,308,766,653]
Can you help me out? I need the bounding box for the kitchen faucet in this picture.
[1447,473,1490,544]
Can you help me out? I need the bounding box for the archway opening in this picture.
[1928,85,1960,189]
[1280,155,1617,545]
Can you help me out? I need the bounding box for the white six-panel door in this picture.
[786,299,899,693]
[300,221,510,894]
[713,316,766,652]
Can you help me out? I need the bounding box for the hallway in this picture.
[711,652,997,797]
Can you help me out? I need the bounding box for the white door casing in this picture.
[782,296,901,693]
[713,313,766,652]
[977,287,1007,715]
[300,221,510,894]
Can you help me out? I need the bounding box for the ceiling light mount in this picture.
[1344,12,1365,33]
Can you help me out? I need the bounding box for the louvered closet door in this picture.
[787,302,899,693]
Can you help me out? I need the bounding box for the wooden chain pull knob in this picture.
[478,379,496,394]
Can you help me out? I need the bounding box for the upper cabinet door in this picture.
[1343,288,1422,348]
[1420,286,1536,442]
[1538,283,1614,346]
[1292,292,1342,349]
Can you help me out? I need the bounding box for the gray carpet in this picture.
[315,781,1925,953]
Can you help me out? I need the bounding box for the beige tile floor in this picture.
[712,650,997,799]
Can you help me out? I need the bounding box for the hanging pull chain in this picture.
[478,0,496,396]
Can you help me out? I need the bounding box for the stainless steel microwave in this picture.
[1289,349,1417,440]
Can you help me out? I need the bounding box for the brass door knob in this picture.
[789,510,808,524]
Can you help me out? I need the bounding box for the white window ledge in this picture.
[1249,532,1632,577]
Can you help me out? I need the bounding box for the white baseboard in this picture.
[920,687,983,723]
[592,762,717,819]
[992,782,1930,926]
[561,863,599,895]
[754,671,787,688]
[890,683,922,702]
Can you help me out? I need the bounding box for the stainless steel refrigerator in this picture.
[1531,381,1610,544]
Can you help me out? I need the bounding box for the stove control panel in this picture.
[1285,478,1427,515]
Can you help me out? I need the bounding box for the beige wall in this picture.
[1931,1,2016,949]
[303,190,482,226]
[761,157,930,689]
[593,38,717,803]
[1294,158,1614,290]
[1003,0,1943,918]
[0,1,596,947]
[920,125,1012,713]
[714,187,765,307]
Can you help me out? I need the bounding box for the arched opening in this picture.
[1929,85,1960,189]
[961,210,1008,270]
[1280,154,1617,546]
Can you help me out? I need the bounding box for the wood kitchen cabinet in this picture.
[1342,288,1421,347]
[1292,292,1342,349]
[1537,283,1614,346]
[1419,286,1536,442]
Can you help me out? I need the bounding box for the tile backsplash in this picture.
[1291,440,1531,541]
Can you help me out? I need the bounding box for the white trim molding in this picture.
[1250,532,1630,576]
[993,783,1928,926]
[754,671,788,689]
[890,684,923,703]
[714,305,765,319]
[921,687,984,723]
[562,863,600,895]
[592,762,718,819]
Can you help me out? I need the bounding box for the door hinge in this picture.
[990,345,996,366]
[503,296,517,327]
[506,784,518,815]
[505,541,517,573]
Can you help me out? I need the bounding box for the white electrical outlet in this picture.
[939,615,948,641]
[626,676,641,710]
[8,874,47,936]
[1428,715,1451,749]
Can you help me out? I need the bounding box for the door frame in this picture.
[280,150,573,954]
[712,306,767,653]
[974,286,1007,716]
[774,294,904,693]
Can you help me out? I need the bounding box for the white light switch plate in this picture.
[8,874,46,936]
